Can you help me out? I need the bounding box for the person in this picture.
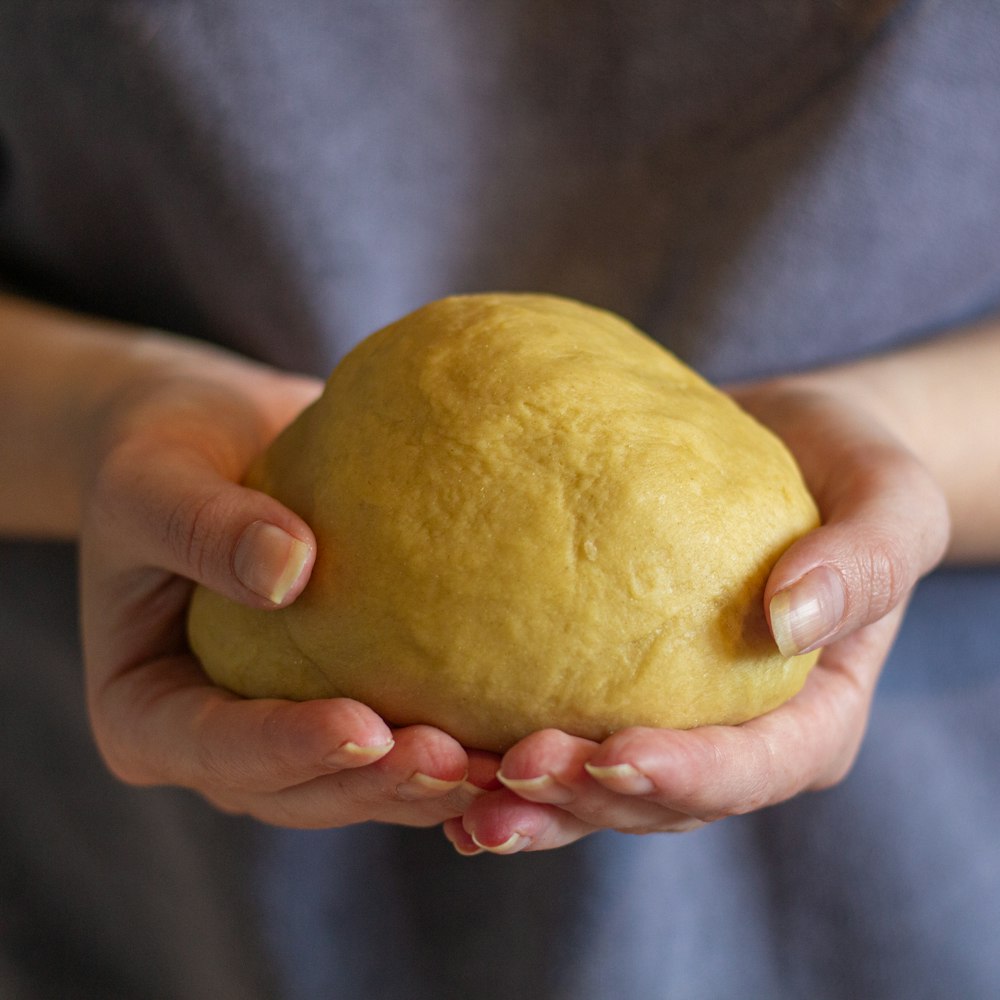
[2,2,999,997]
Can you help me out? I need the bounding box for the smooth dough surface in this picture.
[188,294,820,752]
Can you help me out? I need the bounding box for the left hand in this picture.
[443,376,951,855]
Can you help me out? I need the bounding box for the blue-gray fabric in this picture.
[1,2,999,997]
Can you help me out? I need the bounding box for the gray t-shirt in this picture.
[2,3,999,998]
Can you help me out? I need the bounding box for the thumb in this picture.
[92,442,315,609]
[765,444,949,656]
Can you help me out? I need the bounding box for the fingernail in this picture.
[584,762,655,795]
[496,771,575,804]
[470,831,532,855]
[441,780,489,811]
[769,564,846,656]
[396,771,464,801]
[459,780,487,800]
[233,521,312,605]
[324,739,395,768]
[450,839,485,858]
[444,827,484,857]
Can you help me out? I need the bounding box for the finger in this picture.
[496,729,704,833]
[389,726,478,803]
[442,816,485,856]
[238,725,475,829]
[584,610,900,821]
[446,750,503,812]
[458,789,598,855]
[498,729,595,805]
[90,439,315,609]
[766,433,948,656]
[92,652,396,791]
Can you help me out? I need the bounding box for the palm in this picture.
[444,378,948,854]
[78,345,497,828]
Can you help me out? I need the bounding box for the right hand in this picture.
[79,331,497,827]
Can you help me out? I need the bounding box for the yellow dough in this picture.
[187,294,820,752]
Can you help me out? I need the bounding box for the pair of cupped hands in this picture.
[81,333,949,856]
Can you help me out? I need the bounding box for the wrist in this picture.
[0,293,247,537]
[733,325,997,563]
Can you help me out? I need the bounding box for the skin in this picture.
[2,292,998,846]
[446,324,999,854]
[1,294,497,829]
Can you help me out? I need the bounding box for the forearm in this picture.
[0,292,237,538]
[748,319,1000,564]
[1,291,322,541]
[0,293,138,537]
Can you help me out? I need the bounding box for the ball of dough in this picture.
[187,294,820,752]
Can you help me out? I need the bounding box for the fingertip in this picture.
[500,728,595,775]
[763,439,949,648]
[232,518,314,607]
[323,738,396,770]
[461,791,593,854]
[373,725,472,796]
[583,761,656,796]
[264,697,394,774]
[470,830,533,855]
[462,789,537,854]
[586,726,689,790]
[137,453,317,609]
[442,817,484,856]
[767,563,847,656]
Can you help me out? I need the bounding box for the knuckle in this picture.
[672,733,775,822]
[201,790,251,818]
[668,735,722,811]
[164,491,222,579]
[84,439,139,536]
[810,769,846,793]
[101,751,156,788]
[810,736,864,792]
[189,706,263,793]
[192,738,234,789]
[701,732,780,821]
[729,781,775,818]
[93,728,158,788]
[257,702,332,777]
[584,798,634,829]
[856,530,909,618]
